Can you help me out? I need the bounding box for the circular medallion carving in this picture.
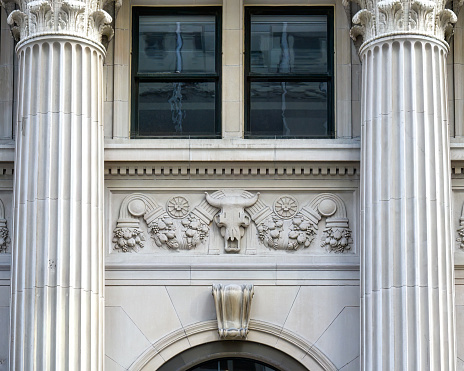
[167,196,190,218]
[128,199,146,217]
[273,195,298,219]
[318,199,337,217]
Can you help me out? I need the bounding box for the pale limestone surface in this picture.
[1,0,464,369]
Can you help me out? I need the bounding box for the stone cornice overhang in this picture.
[103,138,362,163]
[3,139,464,167]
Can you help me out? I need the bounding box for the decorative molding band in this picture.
[104,163,359,178]
[128,320,337,371]
[112,190,354,255]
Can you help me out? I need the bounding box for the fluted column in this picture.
[351,0,459,369]
[1,0,114,369]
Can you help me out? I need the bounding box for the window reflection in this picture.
[139,15,216,74]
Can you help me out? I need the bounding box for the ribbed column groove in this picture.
[360,36,455,370]
[10,37,105,370]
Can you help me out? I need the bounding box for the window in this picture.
[245,7,334,138]
[131,7,221,138]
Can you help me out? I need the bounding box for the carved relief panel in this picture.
[109,190,357,256]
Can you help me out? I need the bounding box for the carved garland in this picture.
[0,199,10,253]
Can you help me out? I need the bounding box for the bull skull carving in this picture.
[205,190,259,253]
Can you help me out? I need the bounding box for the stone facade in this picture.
[0,0,464,370]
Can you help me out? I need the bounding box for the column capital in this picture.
[1,0,120,48]
[347,0,460,47]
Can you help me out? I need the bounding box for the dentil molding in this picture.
[1,0,119,46]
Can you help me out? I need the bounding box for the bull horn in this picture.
[241,192,259,208]
[205,192,223,208]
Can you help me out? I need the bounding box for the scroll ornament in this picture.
[113,193,215,253]
[253,194,353,253]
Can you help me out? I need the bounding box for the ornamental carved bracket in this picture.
[1,0,120,46]
[212,284,254,340]
[113,190,354,254]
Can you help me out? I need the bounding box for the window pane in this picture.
[250,15,328,74]
[138,82,217,137]
[139,15,216,74]
[248,81,329,137]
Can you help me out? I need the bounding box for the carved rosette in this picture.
[1,0,118,47]
[212,284,254,340]
[113,193,213,252]
[348,0,458,47]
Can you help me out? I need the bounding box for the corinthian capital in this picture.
[1,0,120,47]
[349,0,458,45]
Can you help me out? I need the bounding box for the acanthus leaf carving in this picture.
[347,0,457,45]
[7,10,27,41]
[1,0,119,47]
[377,0,404,34]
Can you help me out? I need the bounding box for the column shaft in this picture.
[10,37,105,370]
[360,36,455,370]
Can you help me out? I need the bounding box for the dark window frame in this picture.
[131,7,222,138]
[244,6,335,139]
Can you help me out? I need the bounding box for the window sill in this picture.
[104,137,361,162]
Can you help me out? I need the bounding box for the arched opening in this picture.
[156,341,308,371]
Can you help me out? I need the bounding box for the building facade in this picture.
[0,0,464,370]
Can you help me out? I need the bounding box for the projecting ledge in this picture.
[104,138,361,163]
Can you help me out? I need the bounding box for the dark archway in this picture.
[157,341,309,371]
[187,357,280,371]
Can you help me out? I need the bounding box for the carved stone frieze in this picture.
[254,193,353,253]
[348,0,458,46]
[112,191,354,255]
[0,199,10,253]
[456,202,464,250]
[1,0,118,46]
[212,284,254,340]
